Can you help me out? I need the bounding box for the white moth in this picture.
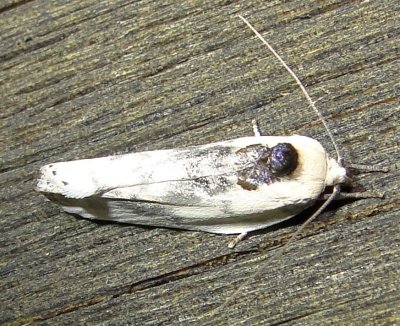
[36,15,386,249]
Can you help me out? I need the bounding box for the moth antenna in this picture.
[238,15,342,162]
[207,15,346,319]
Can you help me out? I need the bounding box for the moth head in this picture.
[325,157,348,186]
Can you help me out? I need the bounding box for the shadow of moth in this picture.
[36,15,387,250]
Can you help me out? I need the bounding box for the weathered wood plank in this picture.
[1,0,399,325]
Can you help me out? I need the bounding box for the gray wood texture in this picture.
[1,0,399,325]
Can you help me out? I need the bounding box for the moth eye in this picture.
[269,143,298,176]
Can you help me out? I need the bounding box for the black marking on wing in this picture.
[155,176,237,206]
[236,143,298,191]
[191,175,233,196]
[181,146,239,179]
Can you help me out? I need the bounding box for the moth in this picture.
[36,15,386,248]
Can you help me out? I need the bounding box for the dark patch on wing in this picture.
[178,145,239,179]
[156,175,236,206]
[184,145,234,159]
[237,179,257,191]
[192,175,233,196]
[236,143,298,191]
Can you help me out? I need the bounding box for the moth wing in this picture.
[50,173,322,234]
[37,138,253,198]
[39,135,330,234]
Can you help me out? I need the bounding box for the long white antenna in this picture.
[206,14,346,319]
[238,15,342,162]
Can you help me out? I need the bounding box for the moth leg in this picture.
[346,163,389,173]
[251,119,261,137]
[321,191,385,200]
[228,232,248,248]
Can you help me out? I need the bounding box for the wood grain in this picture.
[1,0,399,325]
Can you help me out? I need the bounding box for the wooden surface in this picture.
[1,0,399,325]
